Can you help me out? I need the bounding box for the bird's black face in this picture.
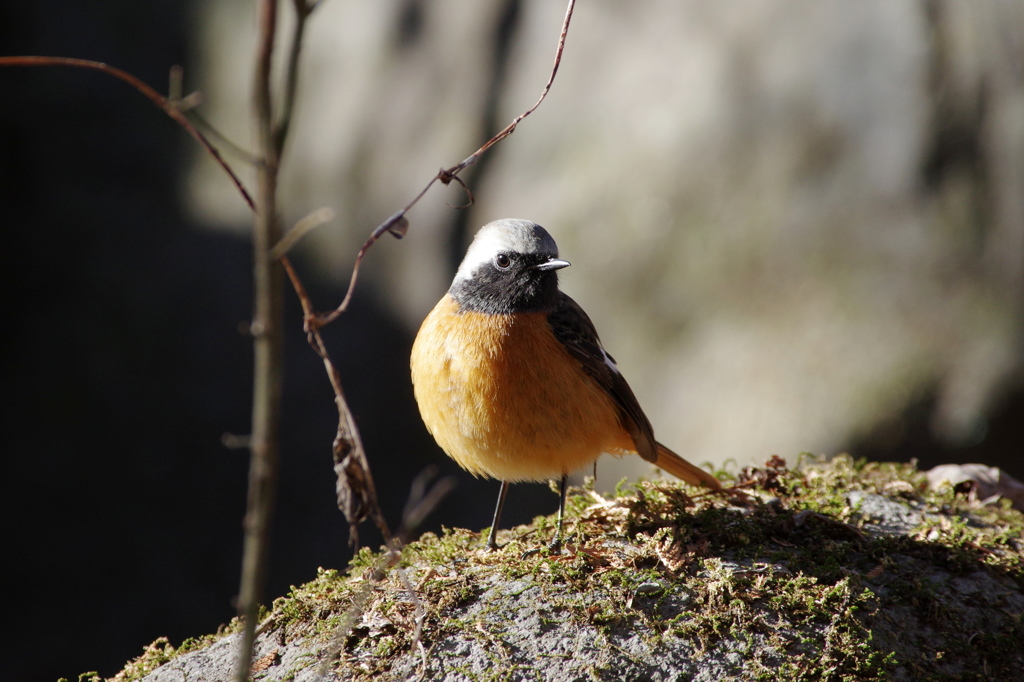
[451,251,565,315]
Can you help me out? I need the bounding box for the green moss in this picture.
[104,455,1023,681]
[89,620,243,682]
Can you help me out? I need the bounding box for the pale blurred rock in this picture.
[186,0,1024,474]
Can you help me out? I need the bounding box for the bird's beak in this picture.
[534,258,571,272]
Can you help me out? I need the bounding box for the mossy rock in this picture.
[97,455,1023,681]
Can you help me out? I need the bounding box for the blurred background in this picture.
[3,1,1023,680]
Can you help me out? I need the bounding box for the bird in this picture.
[410,218,720,552]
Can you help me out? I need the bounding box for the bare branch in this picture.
[448,0,576,173]
[235,1,286,680]
[281,255,391,543]
[269,207,335,259]
[167,64,262,167]
[309,0,578,323]
[275,0,319,156]
[0,56,257,213]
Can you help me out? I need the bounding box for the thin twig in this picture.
[306,0,578,326]
[167,64,204,112]
[448,0,575,172]
[235,0,286,680]
[186,109,262,167]
[275,0,315,156]
[269,207,335,260]
[0,56,257,212]
[281,255,391,543]
[168,64,262,167]
[236,0,325,674]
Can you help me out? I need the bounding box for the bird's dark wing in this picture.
[547,293,658,463]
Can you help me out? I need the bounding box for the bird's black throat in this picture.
[450,253,561,315]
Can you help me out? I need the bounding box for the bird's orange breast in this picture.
[410,295,634,482]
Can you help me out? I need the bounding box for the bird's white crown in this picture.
[454,219,559,282]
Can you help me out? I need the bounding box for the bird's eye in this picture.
[495,253,511,269]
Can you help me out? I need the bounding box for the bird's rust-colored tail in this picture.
[655,442,721,490]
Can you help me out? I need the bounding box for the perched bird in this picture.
[411,219,720,551]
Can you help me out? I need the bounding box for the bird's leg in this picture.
[485,480,510,551]
[547,474,569,554]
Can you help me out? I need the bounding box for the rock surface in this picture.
[120,457,1023,682]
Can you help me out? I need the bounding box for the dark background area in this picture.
[3,4,1022,682]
